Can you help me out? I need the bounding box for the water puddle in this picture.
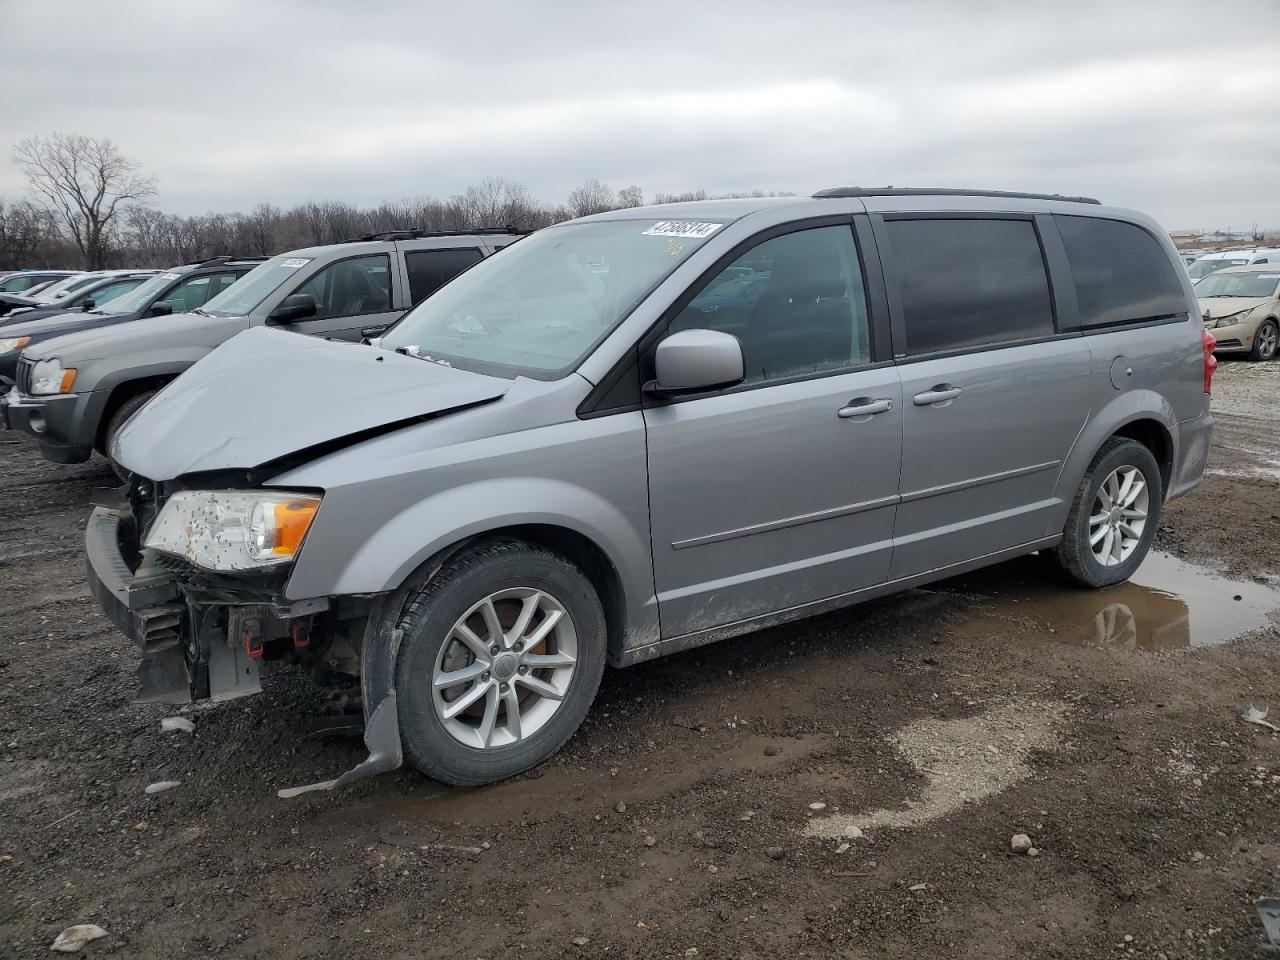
[934,551,1280,651]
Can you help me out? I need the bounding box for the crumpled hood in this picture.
[1198,296,1268,319]
[112,326,509,480]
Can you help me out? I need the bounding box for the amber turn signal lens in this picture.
[271,499,320,555]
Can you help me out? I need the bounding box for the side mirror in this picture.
[80,299,95,311]
[148,302,174,317]
[650,329,744,393]
[269,293,318,323]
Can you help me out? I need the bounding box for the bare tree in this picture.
[13,133,157,269]
[567,178,617,218]
[616,185,644,208]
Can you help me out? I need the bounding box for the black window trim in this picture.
[870,211,1066,365]
[1050,212,1192,333]
[279,251,394,323]
[577,214,893,419]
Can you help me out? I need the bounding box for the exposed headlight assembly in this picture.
[144,490,321,571]
[29,357,76,395]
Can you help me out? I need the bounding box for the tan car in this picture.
[1197,264,1280,360]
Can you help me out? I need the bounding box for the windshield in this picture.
[200,257,311,317]
[31,274,97,302]
[94,271,179,315]
[1195,271,1280,299]
[1188,257,1249,280]
[380,218,725,377]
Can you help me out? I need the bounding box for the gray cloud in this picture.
[2,0,1278,229]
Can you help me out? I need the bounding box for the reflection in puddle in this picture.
[934,551,1280,651]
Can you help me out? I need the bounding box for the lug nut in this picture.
[513,642,523,652]
[518,665,528,675]
[489,645,499,656]
[482,671,491,681]
[500,682,508,692]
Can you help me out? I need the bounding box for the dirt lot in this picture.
[3,358,1280,959]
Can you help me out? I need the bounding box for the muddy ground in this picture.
[3,358,1280,959]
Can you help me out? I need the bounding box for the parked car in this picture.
[0,269,81,302]
[2,231,521,468]
[0,270,156,325]
[77,190,1211,793]
[1196,264,1280,360]
[1186,248,1280,282]
[0,272,102,319]
[0,256,263,453]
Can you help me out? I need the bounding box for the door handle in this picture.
[360,324,388,338]
[838,397,894,418]
[912,385,963,406]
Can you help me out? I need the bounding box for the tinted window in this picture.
[294,255,391,321]
[1056,216,1187,328]
[668,225,871,384]
[886,218,1054,355]
[405,248,484,305]
[81,278,143,307]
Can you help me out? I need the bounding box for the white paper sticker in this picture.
[160,272,181,280]
[281,258,311,268]
[642,221,723,240]
[1258,274,1280,280]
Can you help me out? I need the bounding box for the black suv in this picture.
[0,257,263,397]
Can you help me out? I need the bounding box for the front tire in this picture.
[1250,318,1278,361]
[102,390,157,478]
[393,539,607,785]
[1054,437,1162,588]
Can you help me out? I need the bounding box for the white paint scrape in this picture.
[804,700,1068,840]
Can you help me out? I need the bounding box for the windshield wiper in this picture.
[191,307,210,316]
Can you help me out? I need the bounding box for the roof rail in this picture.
[343,226,532,243]
[813,186,1102,205]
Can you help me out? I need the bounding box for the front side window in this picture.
[82,278,144,307]
[1056,216,1187,328]
[32,274,99,302]
[156,272,240,313]
[382,219,725,377]
[668,225,871,384]
[887,218,1054,355]
[1194,271,1280,299]
[1,274,47,293]
[95,271,183,315]
[291,255,391,321]
[405,248,484,305]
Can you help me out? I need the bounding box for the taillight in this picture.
[1202,329,1217,394]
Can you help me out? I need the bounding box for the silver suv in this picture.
[85,189,1214,794]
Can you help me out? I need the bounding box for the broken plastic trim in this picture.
[277,690,402,798]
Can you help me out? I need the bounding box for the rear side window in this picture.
[886,218,1054,355]
[1055,216,1187,328]
[405,248,484,305]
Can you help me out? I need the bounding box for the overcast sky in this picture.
[2,0,1278,230]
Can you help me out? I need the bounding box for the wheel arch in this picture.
[94,375,177,453]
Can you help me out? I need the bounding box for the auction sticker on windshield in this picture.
[642,221,723,239]
[281,258,311,268]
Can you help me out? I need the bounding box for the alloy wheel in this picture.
[1088,465,1149,567]
[431,587,578,750]
[1259,322,1278,359]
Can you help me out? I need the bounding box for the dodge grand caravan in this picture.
[85,189,1214,794]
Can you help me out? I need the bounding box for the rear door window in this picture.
[885,218,1054,356]
[82,278,143,307]
[157,272,241,313]
[405,248,484,305]
[1055,216,1187,328]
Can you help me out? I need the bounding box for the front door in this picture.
[644,223,903,639]
[283,253,400,341]
[877,215,1093,578]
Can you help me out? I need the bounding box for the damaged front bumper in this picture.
[84,502,403,795]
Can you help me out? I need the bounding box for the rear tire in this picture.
[1250,318,1278,361]
[102,390,157,478]
[393,539,607,786]
[1054,437,1162,589]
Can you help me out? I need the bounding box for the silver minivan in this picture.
[86,188,1215,794]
